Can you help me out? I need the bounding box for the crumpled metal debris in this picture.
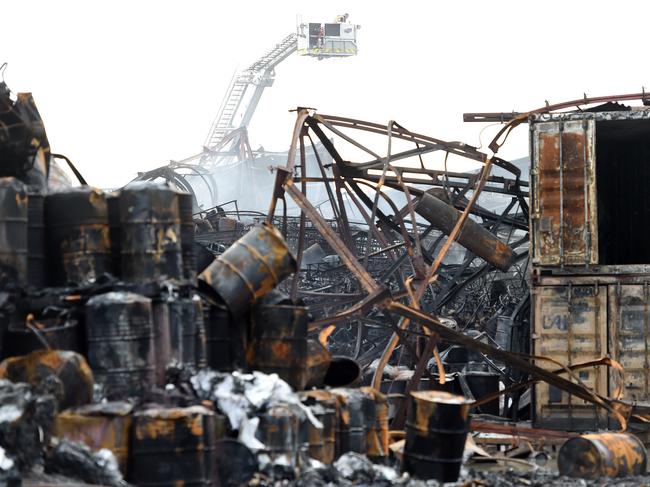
[190,369,321,451]
[0,378,56,471]
[44,438,131,487]
[334,452,399,483]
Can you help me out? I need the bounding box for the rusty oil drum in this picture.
[359,386,389,460]
[119,181,182,282]
[54,401,133,476]
[299,390,337,464]
[177,190,196,282]
[199,223,296,318]
[248,302,308,390]
[45,186,112,286]
[558,432,647,479]
[331,388,376,457]
[402,390,472,483]
[203,302,246,371]
[26,190,45,287]
[169,294,204,367]
[129,405,216,487]
[106,191,121,277]
[0,177,28,287]
[85,292,155,399]
[257,404,301,467]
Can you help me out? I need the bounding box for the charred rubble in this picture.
[4,76,650,486]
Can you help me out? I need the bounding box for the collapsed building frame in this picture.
[263,93,650,433]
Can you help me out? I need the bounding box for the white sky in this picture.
[2,0,649,188]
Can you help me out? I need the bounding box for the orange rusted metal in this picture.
[300,390,337,464]
[359,386,389,460]
[130,405,217,486]
[199,223,296,318]
[0,349,93,409]
[531,120,597,266]
[558,432,647,479]
[305,339,332,389]
[414,192,515,272]
[54,402,133,476]
[403,390,472,483]
[248,301,308,390]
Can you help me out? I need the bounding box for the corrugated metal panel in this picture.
[609,284,650,402]
[533,285,608,430]
[531,120,598,266]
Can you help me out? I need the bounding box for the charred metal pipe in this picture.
[558,432,647,479]
[414,192,515,271]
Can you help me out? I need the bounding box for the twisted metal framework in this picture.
[267,95,650,429]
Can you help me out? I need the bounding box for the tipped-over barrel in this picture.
[199,223,296,317]
[558,432,647,479]
[415,192,515,271]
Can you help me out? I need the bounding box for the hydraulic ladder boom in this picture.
[203,33,298,152]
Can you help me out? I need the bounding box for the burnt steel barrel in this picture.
[26,190,45,287]
[257,404,300,468]
[0,177,28,287]
[152,296,174,386]
[130,405,216,487]
[106,191,121,278]
[305,339,332,389]
[45,187,112,286]
[359,386,389,460]
[204,302,246,371]
[199,223,296,318]
[119,182,182,282]
[177,191,196,282]
[558,432,647,479]
[300,390,337,465]
[54,401,133,476]
[415,192,515,271]
[249,302,308,390]
[85,292,155,399]
[169,294,204,367]
[403,390,472,483]
[331,388,375,456]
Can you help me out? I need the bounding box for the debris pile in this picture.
[5,72,650,485]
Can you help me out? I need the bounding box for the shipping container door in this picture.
[608,284,650,402]
[533,284,607,430]
[531,120,597,266]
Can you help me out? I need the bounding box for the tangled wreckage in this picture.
[5,71,650,486]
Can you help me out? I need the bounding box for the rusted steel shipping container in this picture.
[530,109,650,270]
[532,283,608,430]
[530,109,650,429]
